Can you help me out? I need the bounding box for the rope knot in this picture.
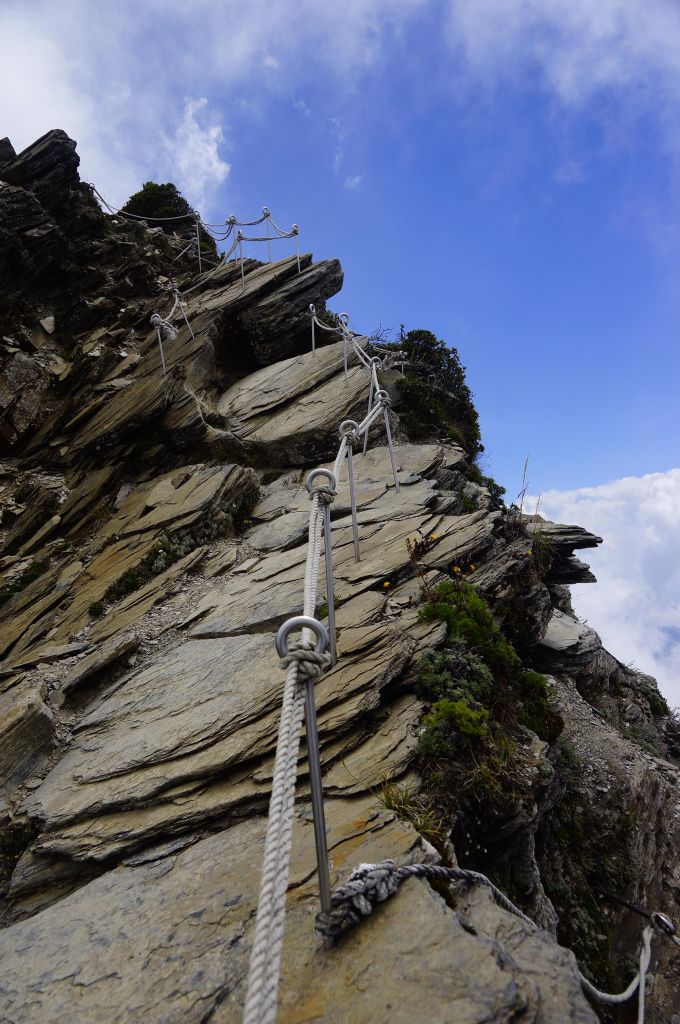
[314,859,401,942]
[279,639,331,682]
[311,484,336,506]
[150,313,177,341]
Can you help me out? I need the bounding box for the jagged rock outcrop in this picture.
[0,131,678,1024]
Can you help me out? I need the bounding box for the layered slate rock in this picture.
[534,608,601,673]
[1,129,80,217]
[2,129,677,1024]
[0,677,54,792]
[524,519,602,586]
[217,337,372,463]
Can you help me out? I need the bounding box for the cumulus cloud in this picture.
[170,99,230,211]
[529,469,680,708]
[344,174,364,190]
[0,0,423,210]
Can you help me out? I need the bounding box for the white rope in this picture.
[242,480,333,1024]
[579,928,652,1024]
[315,860,658,1024]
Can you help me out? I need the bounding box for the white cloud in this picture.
[444,0,680,151]
[446,0,680,100]
[529,468,680,708]
[0,0,423,212]
[170,99,230,211]
[344,174,364,189]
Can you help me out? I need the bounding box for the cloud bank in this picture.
[5,0,680,215]
[530,468,680,708]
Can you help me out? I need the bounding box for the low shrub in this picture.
[418,698,489,758]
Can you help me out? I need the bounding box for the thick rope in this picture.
[314,860,657,1023]
[242,483,333,1024]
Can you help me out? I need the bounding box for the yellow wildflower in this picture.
[453,566,461,574]
[383,581,391,588]
[469,564,476,571]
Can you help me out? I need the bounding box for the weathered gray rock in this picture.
[0,350,53,450]
[534,609,601,673]
[1,128,676,1024]
[0,797,598,1024]
[542,675,680,1023]
[0,137,17,168]
[218,338,372,463]
[222,256,344,364]
[0,677,54,790]
[0,183,64,283]
[1,129,80,217]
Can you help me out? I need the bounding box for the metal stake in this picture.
[376,390,400,493]
[275,615,331,916]
[303,680,331,914]
[310,304,316,355]
[363,357,381,455]
[238,232,245,290]
[363,386,374,455]
[306,469,338,665]
[340,421,361,562]
[322,499,337,663]
[195,219,202,274]
[293,225,300,274]
[156,331,166,379]
[264,208,272,263]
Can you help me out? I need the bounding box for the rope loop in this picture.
[339,419,360,447]
[306,468,337,506]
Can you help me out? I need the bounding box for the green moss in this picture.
[459,493,477,513]
[515,670,563,743]
[416,647,494,706]
[418,698,489,758]
[626,720,664,756]
[557,737,581,778]
[634,681,669,717]
[419,579,521,676]
[88,600,105,618]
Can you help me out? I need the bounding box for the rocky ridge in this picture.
[0,131,678,1023]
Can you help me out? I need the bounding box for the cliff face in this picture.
[0,131,678,1023]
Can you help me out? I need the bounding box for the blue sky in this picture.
[1,0,679,701]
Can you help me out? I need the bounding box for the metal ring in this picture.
[339,419,359,437]
[309,303,316,315]
[375,388,391,404]
[651,912,677,936]
[370,356,382,367]
[339,312,350,325]
[306,468,337,493]
[292,224,299,234]
[262,207,270,216]
[275,616,329,657]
